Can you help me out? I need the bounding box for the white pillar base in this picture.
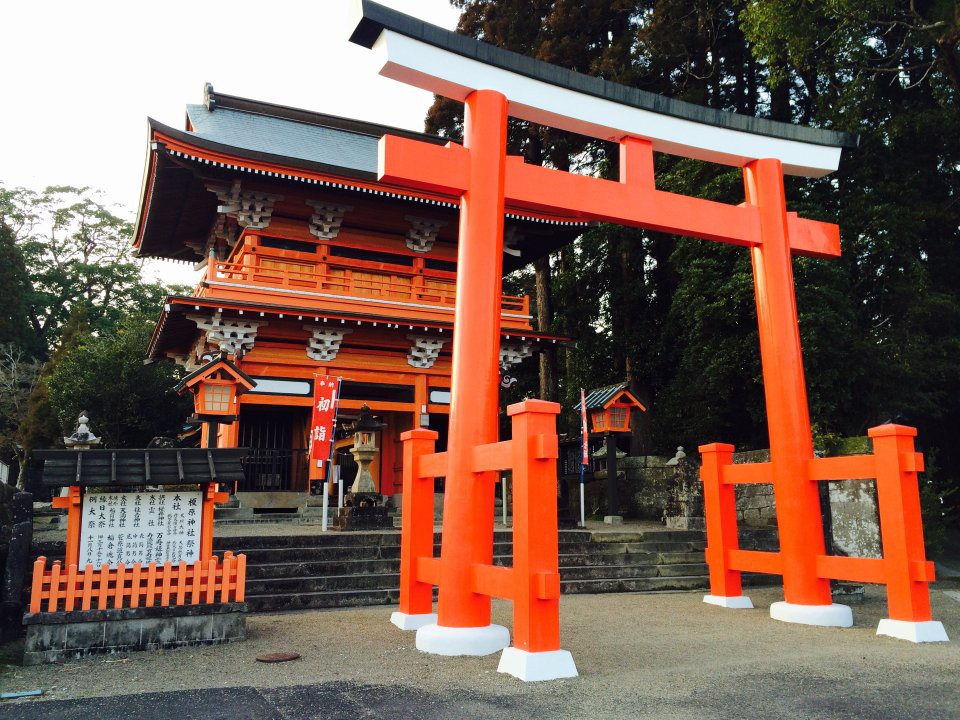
[770,601,853,627]
[415,623,510,656]
[390,611,437,631]
[497,647,579,682]
[704,594,754,609]
[877,619,949,643]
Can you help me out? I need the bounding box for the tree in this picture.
[0,185,174,353]
[0,223,43,358]
[16,306,90,488]
[46,313,192,449]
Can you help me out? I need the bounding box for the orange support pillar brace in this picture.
[504,400,562,654]
[871,425,948,641]
[744,159,850,627]
[415,89,512,656]
[51,485,83,566]
[391,428,438,630]
[699,443,752,608]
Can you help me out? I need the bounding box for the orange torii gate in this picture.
[349,1,948,680]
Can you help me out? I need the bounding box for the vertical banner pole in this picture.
[579,478,585,528]
[580,388,588,528]
[336,465,344,510]
[321,480,330,532]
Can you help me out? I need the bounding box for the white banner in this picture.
[79,491,202,568]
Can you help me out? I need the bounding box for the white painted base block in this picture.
[390,611,437,631]
[497,647,579,682]
[770,601,853,627]
[703,594,754,609]
[415,623,510,656]
[877,619,950,643]
[603,515,623,525]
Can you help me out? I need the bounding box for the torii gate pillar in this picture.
[416,90,513,654]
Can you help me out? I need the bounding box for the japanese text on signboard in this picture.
[79,491,202,568]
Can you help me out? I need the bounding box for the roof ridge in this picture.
[200,83,447,147]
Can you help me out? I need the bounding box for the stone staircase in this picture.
[216,528,709,613]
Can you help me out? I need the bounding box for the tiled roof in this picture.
[579,383,629,411]
[185,103,379,176]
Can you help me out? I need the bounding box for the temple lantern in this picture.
[580,383,647,524]
[175,353,257,424]
[583,384,646,435]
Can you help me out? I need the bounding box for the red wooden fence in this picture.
[29,552,246,613]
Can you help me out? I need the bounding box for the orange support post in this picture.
[200,483,229,561]
[506,399,562,653]
[425,89,510,651]
[698,443,751,608]
[392,428,438,629]
[869,424,946,640]
[743,159,845,626]
[51,485,83,567]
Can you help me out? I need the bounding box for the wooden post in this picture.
[508,399,562,653]
[699,442,747,602]
[744,159,832,609]
[605,432,619,519]
[869,424,933,622]
[395,429,437,622]
[435,89,509,632]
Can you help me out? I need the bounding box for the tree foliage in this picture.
[0,185,173,353]
[46,313,191,450]
[433,0,960,534]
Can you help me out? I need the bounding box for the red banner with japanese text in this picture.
[580,388,589,466]
[309,375,341,471]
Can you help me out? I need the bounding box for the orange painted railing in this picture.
[699,424,936,623]
[201,259,531,321]
[29,552,246,613]
[398,399,563,654]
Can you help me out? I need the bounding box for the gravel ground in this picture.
[3,584,959,719]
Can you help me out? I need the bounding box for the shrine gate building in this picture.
[133,85,580,508]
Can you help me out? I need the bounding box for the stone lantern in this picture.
[64,412,101,450]
[350,404,384,495]
[335,404,391,530]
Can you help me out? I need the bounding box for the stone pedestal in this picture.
[334,492,391,530]
[664,458,705,530]
[23,602,247,665]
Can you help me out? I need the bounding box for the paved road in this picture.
[4,674,958,720]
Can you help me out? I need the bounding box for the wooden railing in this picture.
[201,259,531,321]
[29,552,246,613]
[699,424,937,625]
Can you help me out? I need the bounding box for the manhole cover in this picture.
[256,652,301,663]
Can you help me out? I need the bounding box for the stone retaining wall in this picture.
[23,602,247,665]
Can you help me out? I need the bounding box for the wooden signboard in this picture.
[79,491,202,568]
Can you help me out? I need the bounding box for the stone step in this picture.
[557,550,704,567]
[245,588,402,613]
[230,541,704,566]
[560,574,709,594]
[587,530,706,543]
[244,573,710,613]
[247,572,401,595]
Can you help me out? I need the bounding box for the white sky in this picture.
[0,0,459,286]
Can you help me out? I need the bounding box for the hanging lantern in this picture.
[581,383,646,435]
[175,353,256,423]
